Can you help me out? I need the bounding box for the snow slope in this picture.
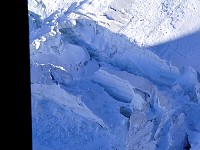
[29,0,200,149]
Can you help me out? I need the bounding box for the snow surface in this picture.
[29,0,200,149]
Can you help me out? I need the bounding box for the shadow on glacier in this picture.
[60,18,180,87]
[147,30,200,72]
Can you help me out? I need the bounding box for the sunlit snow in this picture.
[29,0,200,150]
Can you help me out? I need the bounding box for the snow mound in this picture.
[28,0,200,149]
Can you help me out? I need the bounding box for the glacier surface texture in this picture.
[28,0,200,149]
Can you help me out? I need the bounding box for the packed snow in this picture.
[29,0,200,149]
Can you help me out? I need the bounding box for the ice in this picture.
[28,0,200,149]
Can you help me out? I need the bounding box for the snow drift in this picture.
[29,0,200,149]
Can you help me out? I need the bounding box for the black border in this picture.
[13,0,32,149]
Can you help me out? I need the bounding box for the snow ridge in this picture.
[29,0,200,149]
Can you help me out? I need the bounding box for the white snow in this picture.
[29,0,200,149]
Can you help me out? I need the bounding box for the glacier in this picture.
[29,0,200,149]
